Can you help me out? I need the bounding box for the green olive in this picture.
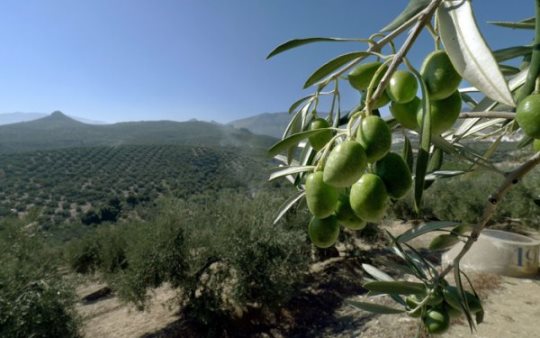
[386,70,418,103]
[423,308,450,334]
[390,96,421,130]
[417,90,462,135]
[348,61,388,91]
[308,215,340,248]
[421,50,462,100]
[335,194,366,230]
[405,295,424,318]
[350,173,388,222]
[516,94,540,139]
[305,171,338,218]
[534,139,540,152]
[308,118,333,151]
[323,140,367,188]
[356,116,392,163]
[375,152,412,199]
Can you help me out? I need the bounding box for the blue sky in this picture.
[0,0,532,123]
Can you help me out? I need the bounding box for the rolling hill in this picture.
[228,112,290,138]
[0,111,276,153]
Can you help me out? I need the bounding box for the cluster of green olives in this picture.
[406,286,482,335]
[305,63,418,248]
[515,93,540,151]
[304,138,412,248]
[304,50,463,248]
[389,50,463,135]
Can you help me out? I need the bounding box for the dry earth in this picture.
[75,222,540,338]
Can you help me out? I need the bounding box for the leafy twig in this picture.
[458,112,515,119]
[371,0,445,104]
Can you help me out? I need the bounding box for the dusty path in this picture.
[77,283,179,338]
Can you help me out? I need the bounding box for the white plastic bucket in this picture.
[442,229,540,277]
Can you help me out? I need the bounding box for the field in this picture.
[0,144,271,233]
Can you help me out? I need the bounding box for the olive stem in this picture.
[515,0,540,103]
[319,7,427,88]
[314,132,346,171]
[371,0,445,105]
[458,111,516,119]
[438,151,540,280]
[365,58,394,113]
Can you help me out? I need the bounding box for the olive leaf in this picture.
[437,0,515,107]
[304,52,368,88]
[268,129,331,157]
[429,234,460,250]
[402,135,414,172]
[499,64,521,76]
[272,190,305,224]
[493,45,532,62]
[397,221,460,243]
[267,37,366,59]
[380,0,430,32]
[288,95,315,115]
[347,300,405,314]
[406,63,430,213]
[269,165,315,182]
[363,281,426,295]
[424,170,466,182]
[488,17,535,30]
[427,147,444,173]
[362,263,394,281]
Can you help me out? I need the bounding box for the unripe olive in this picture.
[405,295,424,318]
[423,308,450,334]
[421,50,461,100]
[308,118,333,151]
[323,140,367,188]
[350,173,388,222]
[348,61,388,91]
[335,194,366,230]
[375,152,412,199]
[370,91,391,109]
[386,70,418,103]
[308,215,340,248]
[516,94,540,139]
[417,90,462,135]
[356,116,392,163]
[390,96,420,130]
[534,139,540,152]
[305,171,338,218]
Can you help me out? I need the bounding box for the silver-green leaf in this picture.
[348,300,405,314]
[267,37,365,59]
[304,52,368,88]
[437,0,515,107]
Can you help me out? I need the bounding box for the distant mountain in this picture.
[0,112,47,125]
[228,112,291,138]
[0,111,276,153]
[0,112,106,125]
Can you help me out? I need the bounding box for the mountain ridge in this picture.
[0,111,106,125]
[0,111,276,153]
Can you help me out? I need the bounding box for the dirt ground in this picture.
[75,223,540,338]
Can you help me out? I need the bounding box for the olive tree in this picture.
[268,0,540,334]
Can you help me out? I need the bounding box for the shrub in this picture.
[106,190,310,329]
[0,218,80,337]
